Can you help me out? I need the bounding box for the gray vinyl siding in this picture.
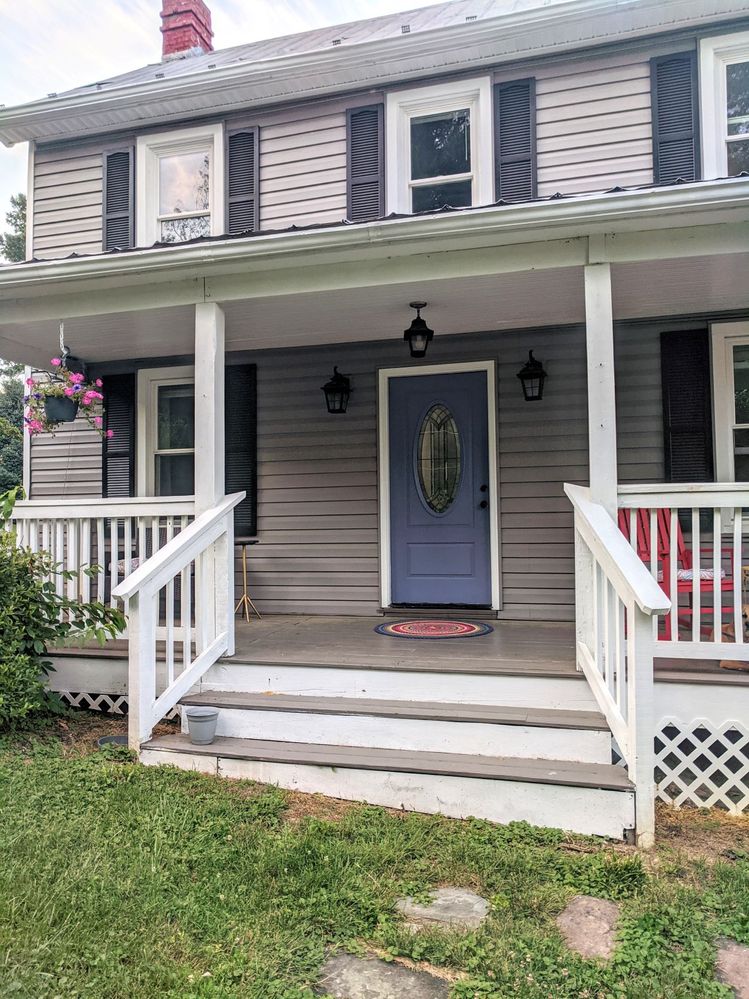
[29,417,102,499]
[33,144,103,258]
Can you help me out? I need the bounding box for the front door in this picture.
[388,369,492,606]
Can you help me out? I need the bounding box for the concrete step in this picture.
[181,691,612,763]
[141,734,634,840]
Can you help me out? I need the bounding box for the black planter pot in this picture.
[44,395,79,423]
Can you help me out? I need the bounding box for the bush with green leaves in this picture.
[0,487,126,727]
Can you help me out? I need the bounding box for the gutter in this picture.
[0,179,747,295]
[1,0,747,145]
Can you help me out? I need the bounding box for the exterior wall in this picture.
[28,416,103,498]
[32,144,103,259]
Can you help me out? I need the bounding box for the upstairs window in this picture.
[711,322,749,482]
[700,32,749,179]
[136,124,224,246]
[386,78,493,215]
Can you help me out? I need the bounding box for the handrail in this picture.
[619,482,749,509]
[11,497,196,519]
[565,484,671,616]
[113,493,243,601]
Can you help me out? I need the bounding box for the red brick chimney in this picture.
[161,0,214,60]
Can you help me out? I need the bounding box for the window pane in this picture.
[159,151,210,214]
[160,216,211,243]
[412,179,472,213]
[156,453,195,496]
[727,62,749,134]
[410,110,470,180]
[734,428,749,481]
[733,345,749,424]
[158,385,194,450]
[727,139,749,175]
[417,404,461,514]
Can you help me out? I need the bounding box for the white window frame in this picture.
[137,365,195,497]
[136,123,224,246]
[699,31,749,179]
[710,320,749,481]
[385,77,493,215]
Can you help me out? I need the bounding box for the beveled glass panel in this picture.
[417,404,461,514]
[410,109,470,180]
[159,150,210,214]
[412,179,472,213]
[733,345,749,424]
[157,384,195,450]
[727,62,749,134]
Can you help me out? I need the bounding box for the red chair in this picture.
[618,507,736,640]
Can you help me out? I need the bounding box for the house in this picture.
[1,0,748,845]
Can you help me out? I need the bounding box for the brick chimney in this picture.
[161,0,214,61]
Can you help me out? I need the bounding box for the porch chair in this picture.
[617,507,735,640]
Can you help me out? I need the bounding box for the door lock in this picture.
[479,500,488,509]
[480,484,488,492]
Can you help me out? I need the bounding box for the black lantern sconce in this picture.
[404,301,434,359]
[517,350,548,401]
[321,366,352,414]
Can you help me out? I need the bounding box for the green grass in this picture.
[0,718,748,998]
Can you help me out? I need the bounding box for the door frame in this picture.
[377,360,501,610]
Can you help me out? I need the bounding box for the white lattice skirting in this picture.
[58,692,179,721]
[655,717,749,814]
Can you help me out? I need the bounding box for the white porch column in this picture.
[194,302,225,514]
[584,262,618,518]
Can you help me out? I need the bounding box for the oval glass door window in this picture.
[417,404,462,513]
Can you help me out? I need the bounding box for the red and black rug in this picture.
[374,620,493,639]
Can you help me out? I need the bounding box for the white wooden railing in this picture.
[618,484,749,660]
[112,493,243,750]
[566,484,671,847]
[8,497,195,621]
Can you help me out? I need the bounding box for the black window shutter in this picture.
[651,52,700,185]
[346,104,384,222]
[661,330,713,482]
[226,128,259,236]
[225,364,257,536]
[103,148,134,251]
[102,373,136,497]
[494,79,537,203]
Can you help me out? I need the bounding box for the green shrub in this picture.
[0,486,126,728]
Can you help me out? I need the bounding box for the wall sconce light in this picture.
[404,301,434,358]
[517,350,547,401]
[321,366,352,414]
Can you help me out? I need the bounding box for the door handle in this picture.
[479,500,488,509]
[480,484,488,492]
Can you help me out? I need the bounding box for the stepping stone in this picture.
[716,938,749,998]
[395,887,490,931]
[317,953,448,999]
[556,895,620,961]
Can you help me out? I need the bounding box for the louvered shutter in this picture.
[225,364,257,537]
[103,148,134,250]
[651,53,700,184]
[102,374,136,497]
[494,79,537,203]
[661,330,713,482]
[226,128,259,236]
[346,104,384,222]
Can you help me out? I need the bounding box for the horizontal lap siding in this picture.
[33,146,103,258]
[29,419,102,498]
[535,55,654,196]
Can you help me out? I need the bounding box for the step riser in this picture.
[205,662,596,710]
[140,748,634,840]
[186,708,611,763]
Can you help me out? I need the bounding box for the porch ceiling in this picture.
[1,253,747,366]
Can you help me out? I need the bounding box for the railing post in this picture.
[584,261,618,518]
[574,523,594,672]
[127,589,157,751]
[216,514,235,656]
[628,602,656,848]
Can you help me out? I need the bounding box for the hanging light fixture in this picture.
[403,301,434,359]
[321,366,352,414]
[517,350,548,401]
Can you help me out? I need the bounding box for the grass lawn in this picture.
[1,714,748,999]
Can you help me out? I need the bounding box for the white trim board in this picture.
[136,364,195,496]
[699,31,749,180]
[377,360,501,611]
[710,319,749,483]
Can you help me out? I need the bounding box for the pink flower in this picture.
[94,416,103,427]
[25,377,34,387]
[106,429,114,439]
[82,392,94,405]
[64,386,75,397]
[50,357,61,367]
[69,372,84,383]
[95,379,103,388]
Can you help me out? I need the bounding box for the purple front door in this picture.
[389,370,492,607]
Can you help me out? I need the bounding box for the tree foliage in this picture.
[0,363,23,494]
[0,193,26,264]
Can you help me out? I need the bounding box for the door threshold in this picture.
[382,606,497,620]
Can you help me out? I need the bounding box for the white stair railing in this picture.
[565,484,671,848]
[112,493,244,750]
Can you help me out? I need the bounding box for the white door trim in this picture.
[377,360,501,611]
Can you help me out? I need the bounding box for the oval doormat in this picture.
[374,620,493,639]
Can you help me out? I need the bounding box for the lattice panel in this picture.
[655,718,749,814]
[58,691,179,721]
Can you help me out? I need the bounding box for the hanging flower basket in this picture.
[24,357,112,439]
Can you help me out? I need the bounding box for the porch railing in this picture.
[618,484,749,660]
[111,493,243,749]
[8,497,195,621]
[566,484,670,848]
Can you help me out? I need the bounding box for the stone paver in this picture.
[395,887,490,931]
[316,953,449,999]
[556,895,620,961]
[716,938,749,998]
